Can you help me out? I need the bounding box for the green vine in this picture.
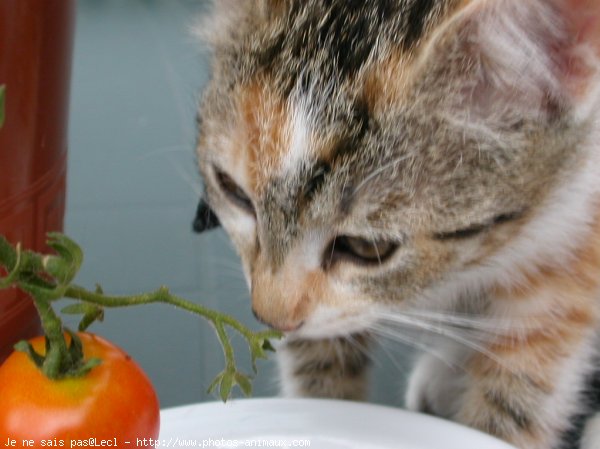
[0,233,282,401]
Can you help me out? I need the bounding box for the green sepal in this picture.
[62,329,102,377]
[234,372,252,397]
[14,340,45,369]
[76,357,102,376]
[66,328,84,362]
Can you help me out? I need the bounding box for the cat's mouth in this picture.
[286,306,378,339]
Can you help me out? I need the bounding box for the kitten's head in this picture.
[196,0,600,338]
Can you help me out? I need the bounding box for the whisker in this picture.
[345,333,383,370]
[372,337,409,373]
[401,309,531,334]
[375,311,519,375]
[327,235,337,268]
[165,156,203,197]
[368,231,383,267]
[370,322,458,369]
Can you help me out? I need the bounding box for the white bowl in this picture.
[159,398,517,449]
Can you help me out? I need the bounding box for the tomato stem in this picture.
[31,296,70,379]
[64,284,282,342]
[0,233,282,400]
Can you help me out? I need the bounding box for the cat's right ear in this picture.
[192,198,221,234]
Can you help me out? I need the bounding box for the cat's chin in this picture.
[286,305,377,340]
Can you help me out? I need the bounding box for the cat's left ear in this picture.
[483,0,598,97]
[431,0,600,117]
[552,0,600,97]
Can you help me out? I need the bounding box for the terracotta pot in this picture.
[0,0,75,361]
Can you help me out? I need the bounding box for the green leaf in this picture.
[262,339,276,352]
[206,372,224,395]
[0,242,22,288]
[219,371,234,402]
[61,302,104,331]
[61,303,91,315]
[0,85,5,129]
[235,372,253,397]
[44,233,84,284]
[62,329,102,377]
[78,306,104,331]
[0,235,17,271]
[249,338,269,374]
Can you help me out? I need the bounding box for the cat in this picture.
[192,1,600,448]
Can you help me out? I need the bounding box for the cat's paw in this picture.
[405,352,466,419]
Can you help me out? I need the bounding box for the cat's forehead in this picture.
[209,0,465,192]
[221,80,344,195]
[200,0,579,236]
[223,0,461,92]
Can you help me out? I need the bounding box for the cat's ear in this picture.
[557,0,600,97]
[427,0,600,119]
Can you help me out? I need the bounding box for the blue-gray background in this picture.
[66,0,412,409]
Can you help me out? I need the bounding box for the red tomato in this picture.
[0,333,160,447]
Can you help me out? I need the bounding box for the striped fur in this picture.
[195,1,600,448]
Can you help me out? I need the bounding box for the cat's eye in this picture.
[213,168,255,215]
[433,212,522,241]
[325,235,399,268]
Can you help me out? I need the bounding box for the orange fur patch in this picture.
[494,202,600,303]
[471,200,600,380]
[237,82,289,193]
[362,50,414,115]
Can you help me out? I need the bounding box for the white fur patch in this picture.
[285,228,330,271]
[281,102,312,174]
[279,78,337,175]
[275,338,303,397]
[295,304,378,340]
